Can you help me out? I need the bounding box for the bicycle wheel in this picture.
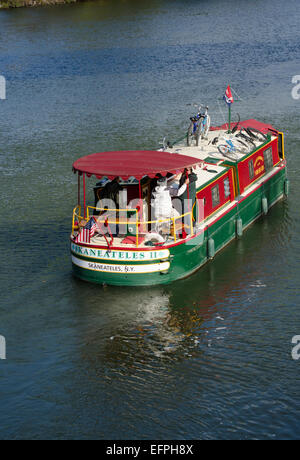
[237,129,256,147]
[187,123,194,146]
[246,127,268,142]
[196,116,209,145]
[218,144,229,155]
[231,113,241,134]
[195,118,203,146]
[202,114,211,138]
[234,138,251,154]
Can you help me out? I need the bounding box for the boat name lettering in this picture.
[71,243,169,261]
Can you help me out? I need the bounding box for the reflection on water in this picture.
[51,198,298,440]
[74,197,292,374]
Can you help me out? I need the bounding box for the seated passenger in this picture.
[100,176,123,207]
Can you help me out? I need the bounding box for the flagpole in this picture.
[224,85,233,133]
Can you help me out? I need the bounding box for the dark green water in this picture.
[0,0,300,440]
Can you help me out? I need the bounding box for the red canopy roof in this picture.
[211,119,278,134]
[73,150,202,180]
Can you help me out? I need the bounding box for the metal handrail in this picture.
[72,205,83,234]
[72,206,194,247]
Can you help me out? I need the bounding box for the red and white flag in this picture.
[224,85,234,106]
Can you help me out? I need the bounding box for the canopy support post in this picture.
[138,179,143,230]
[186,169,190,211]
[83,173,86,219]
[78,174,81,208]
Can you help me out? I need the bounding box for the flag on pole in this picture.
[223,85,234,106]
[75,217,97,244]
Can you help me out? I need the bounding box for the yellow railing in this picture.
[72,205,83,234]
[72,206,194,247]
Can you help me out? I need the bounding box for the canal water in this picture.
[0,0,299,440]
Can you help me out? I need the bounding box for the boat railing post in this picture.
[72,205,82,235]
[190,211,194,236]
[172,217,177,242]
[72,208,76,234]
[136,210,139,247]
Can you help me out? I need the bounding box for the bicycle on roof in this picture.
[187,104,211,147]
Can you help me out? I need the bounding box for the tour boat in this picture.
[70,119,288,286]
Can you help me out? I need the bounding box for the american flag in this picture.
[75,217,97,244]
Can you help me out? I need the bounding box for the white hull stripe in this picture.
[72,255,170,274]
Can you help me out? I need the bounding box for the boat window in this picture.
[249,160,255,180]
[212,185,220,208]
[224,177,231,198]
[278,133,284,159]
[264,147,273,172]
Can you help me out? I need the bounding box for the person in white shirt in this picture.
[168,173,190,216]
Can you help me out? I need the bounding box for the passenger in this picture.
[178,168,198,222]
[168,173,187,196]
[168,173,190,216]
[150,173,163,199]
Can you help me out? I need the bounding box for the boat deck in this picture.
[163,128,276,190]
